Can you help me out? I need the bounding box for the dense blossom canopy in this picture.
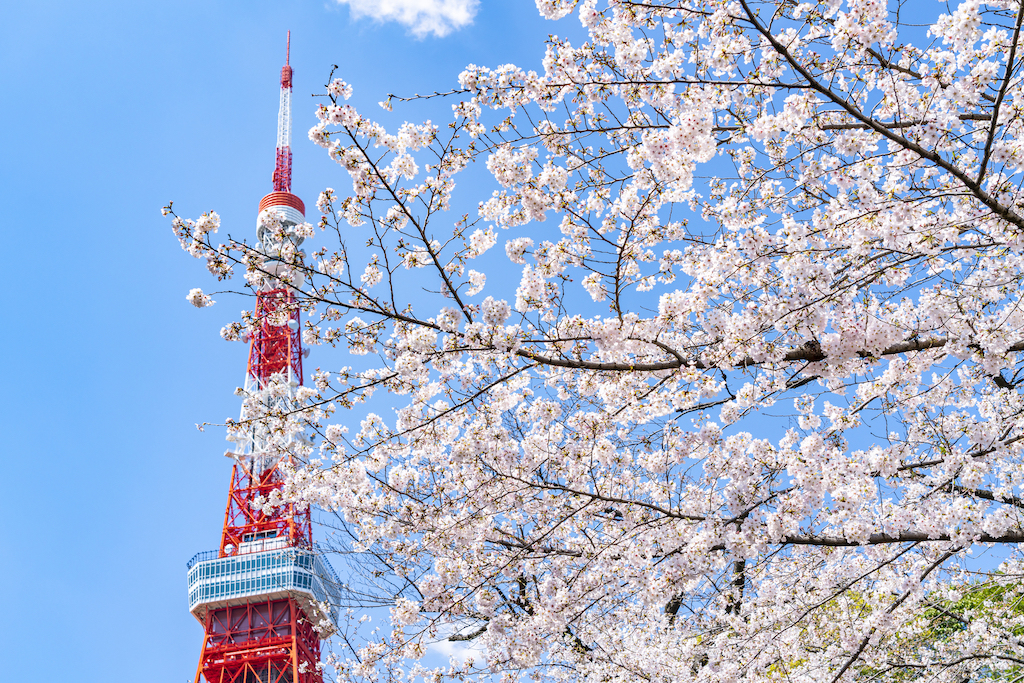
[170,1,1024,682]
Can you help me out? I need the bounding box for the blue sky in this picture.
[0,2,558,679]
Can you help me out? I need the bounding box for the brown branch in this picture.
[449,625,487,642]
[781,531,1024,546]
[952,485,1024,509]
[515,333,1006,374]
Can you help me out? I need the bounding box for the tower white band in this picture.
[276,87,291,150]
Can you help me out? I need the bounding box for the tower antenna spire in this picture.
[273,31,293,192]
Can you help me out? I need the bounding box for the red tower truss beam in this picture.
[247,288,303,386]
[219,462,312,556]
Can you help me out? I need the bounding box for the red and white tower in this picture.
[187,33,337,683]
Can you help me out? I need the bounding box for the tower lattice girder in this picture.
[219,463,311,556]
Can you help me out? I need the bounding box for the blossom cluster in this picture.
[170,2,1024,683]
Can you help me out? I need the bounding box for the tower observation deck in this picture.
[188,33,338,683]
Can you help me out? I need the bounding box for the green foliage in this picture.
[855,576,1024,683]
[925,581,1024,641]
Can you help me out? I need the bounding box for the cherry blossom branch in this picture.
[977,0,1024,186]
[738,0,1024,232]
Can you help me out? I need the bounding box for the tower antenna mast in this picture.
[273,29,293,193]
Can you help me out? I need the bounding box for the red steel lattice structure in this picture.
[189,33,328,683]
[221,283,309,557]
[195,598,322,683]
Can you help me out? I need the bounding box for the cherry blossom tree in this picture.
[169,0,1024,682]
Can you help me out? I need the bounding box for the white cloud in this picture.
[336,0,479,38]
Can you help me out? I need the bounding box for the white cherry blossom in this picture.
[169,2,1024,683]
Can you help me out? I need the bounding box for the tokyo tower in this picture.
[186,32,338,683]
